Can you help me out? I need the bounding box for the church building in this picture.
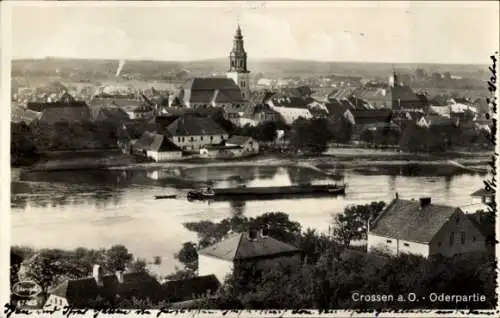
[179,24,251,109]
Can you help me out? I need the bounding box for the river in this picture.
[10,163,487,275]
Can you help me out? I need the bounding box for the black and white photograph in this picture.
[2,0,499,315]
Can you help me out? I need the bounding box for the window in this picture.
[461,232,465,245]
[473,236,477,242]
[190,137,194,142]
[449,232,454,246]
[177,137,181,142]
[438,241,442,247]
[403,243,410,247]
[210,136,214,141]
[456,215,460,224]
[386,240,392,243]
[200,136,204,141]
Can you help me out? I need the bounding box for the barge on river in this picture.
[187,183,346,201]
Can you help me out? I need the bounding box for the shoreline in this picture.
[18,147,493,173]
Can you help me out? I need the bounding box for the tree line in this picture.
[10,205,495,309]
[168,206,495,309]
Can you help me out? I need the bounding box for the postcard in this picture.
[1,1,499,317]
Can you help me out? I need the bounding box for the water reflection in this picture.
[11,165,485,210]
[11,164,486,275]
[229,200,246,217]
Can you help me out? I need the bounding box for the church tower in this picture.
[226,24,251,100]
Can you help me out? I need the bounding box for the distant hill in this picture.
[11,57,488,82]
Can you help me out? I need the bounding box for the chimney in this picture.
[115,270,124,283]
[93,264,103,286]
[247,229,258,241]
[260,228,270,238]
[419,197,431,209]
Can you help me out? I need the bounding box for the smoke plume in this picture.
[115,59,126,77]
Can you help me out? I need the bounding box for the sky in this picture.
[6,1,500,64]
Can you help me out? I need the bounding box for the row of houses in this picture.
[37,188,493,309]
[122,114,260,162]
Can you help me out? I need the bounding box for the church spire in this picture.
[229,23,248,73]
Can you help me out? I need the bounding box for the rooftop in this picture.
[370,198,461,243]
[198,231,301,262]
[167,114,227,136]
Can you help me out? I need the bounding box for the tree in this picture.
[18,249,88,293]
[289,118,335,154]
[103,245,133,272]
[254,121,278,142]
[174,242,198,272]
[11,122,39,166]
[333,201,386,247]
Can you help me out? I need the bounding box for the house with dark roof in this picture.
[90,105,130,122]
[198,229,302,283]
[38,103,92,124]
[44,265,161,309]
[167,114,228,151]
[181,77,248,109]
[134,131,182,161]
[26,92,91,124]
[470,188,495,211]
[367,197,487,258]
[161,274,221,303]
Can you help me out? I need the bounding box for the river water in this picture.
[11,163,487,275]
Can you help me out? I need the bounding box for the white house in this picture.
[266,98,312,125]
[367,197,487,258]
[134,131,183,162]
[226,135,260,154]
[470,188,495,212]
[167,114,229,151]
[198,230,302,283]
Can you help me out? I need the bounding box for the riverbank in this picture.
[22,147,493,173]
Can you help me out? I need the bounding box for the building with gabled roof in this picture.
[44,266,161,309]
[181,77,247,109]
[226,135,259,154]
[198,230,302,283]
[367,197,486,258]
[167,114,228,151]
[160,274,221,303]
[134,131,182,161]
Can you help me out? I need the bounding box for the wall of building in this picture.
[198,254,233,284]
[146,150,182,162]
[368,233,430,257]
[44,295,68,309]
[270,106,312,125]
[126,111,154,120]
[240,140,260,154]
[367,233,400,255]
[396,239,430,258]
[227,72,250,100]
[171,134,229,151]
[429,211,487,257]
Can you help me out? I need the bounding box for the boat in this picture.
[154,195,177,200]
[186,183,346,201]
[187,188,215,200]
